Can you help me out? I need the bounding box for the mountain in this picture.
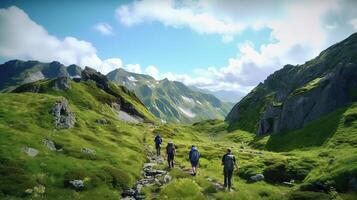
[0,67,158,198]
[226,32,357,135]
[107,68,233,123]
[190,86,245,103]
[0,60,82,91]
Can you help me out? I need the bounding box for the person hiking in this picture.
[154,134,162,156]
[166,141,175,169]
[222,148,238,191]
[189,145,200,176]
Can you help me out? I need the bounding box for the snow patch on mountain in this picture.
[181,96,195,104]
[128,76,137,82]
[178,106,196,118]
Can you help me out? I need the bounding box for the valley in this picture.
[0,30,356,200]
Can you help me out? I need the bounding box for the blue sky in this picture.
[0,0,357,93]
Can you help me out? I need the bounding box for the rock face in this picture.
[81,66,110,91]
[52,76,71,90]
[50,99,75,129]
[226,32,357,135]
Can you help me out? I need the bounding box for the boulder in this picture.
[163,174,172,183]
[43,139,57,151]
[22,147,39,157]
[33,185,46,194]
[145,169,167,177]
[69,180,84,191]
[249,174,265,182]
[81,147,96,155]
[282,181,294,187]
[121,189,135,197]
[50,99,75,129]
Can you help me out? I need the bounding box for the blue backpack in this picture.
[155,136,162,145]
[191,150,200,162]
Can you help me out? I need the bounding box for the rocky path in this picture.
[120,143,230,199]
[120,145,172,200]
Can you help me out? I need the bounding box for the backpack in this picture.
[224,154,235,171]
[190,150,200,162]
[167,144,174,154]
[155,136,162,145]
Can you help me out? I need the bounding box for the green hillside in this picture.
[107,68,233,124]
[0,78,155,199]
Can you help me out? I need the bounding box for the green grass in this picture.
[1,78,357,199]
[290,77,323,97]
[0,81,152,199]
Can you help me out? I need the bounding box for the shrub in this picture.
[0,158,35,196]
[102,166,132,190]
[159,179,205,199]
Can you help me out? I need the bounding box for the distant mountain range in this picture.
[0,60,81,91]
[0,60,233,123]
[107,68,234,123]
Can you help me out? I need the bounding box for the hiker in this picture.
[154,134,162,156]
[222,148,238,191]
[189,145,200,176]
[166,141,175,169]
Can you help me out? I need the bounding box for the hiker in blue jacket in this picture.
[154,134,162,156]
[189,145,200,176]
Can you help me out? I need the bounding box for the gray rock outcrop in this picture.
[50,99,75,129]
[52,76,71,90]
[69,180,84,191]
[257,62,357,135]
[249,174,264,182]
[81,147,96,155]
[226,32,357,135]
[22,147,39,157]
[43,139,57,151]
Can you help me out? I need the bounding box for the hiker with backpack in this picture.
[189,145,200,176]
[222,148,238,191]
[154,134,162,156]
[166,141,176,169]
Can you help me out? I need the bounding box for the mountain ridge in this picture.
[107,68,233,123]
[226,32,357,134]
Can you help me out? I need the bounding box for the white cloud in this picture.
[101,58,123,74]
[0,6,122,75]
[93,22,114,35]
[145,65,160,79]
[115,0,246,42]
[350,18,357,30]
[0,6,102,68]
[126,64,142,74]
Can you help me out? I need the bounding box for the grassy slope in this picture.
[146,107,357,200]
[0,80,154,199]
[1,79,356,200]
